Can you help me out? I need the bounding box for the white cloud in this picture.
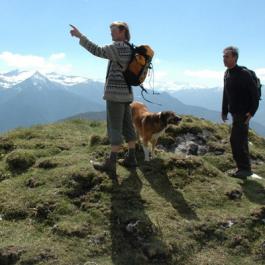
[144,72,207,91]
[0,52,45,68]
[255,68,265,83]
[0,51,72,74]
[152,79,211,91]
[154,70,168,79]
[153,58,161,65]
[49,53,66,61]
[145,68,223,91]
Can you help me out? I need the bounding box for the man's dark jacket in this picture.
[222,65,259,117]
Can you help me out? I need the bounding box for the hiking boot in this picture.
[232,169,252,179]
[92,158,116,175]
[118,155,138,168]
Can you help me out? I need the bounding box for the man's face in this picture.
[111,26,125,41]
[223,51,237,69]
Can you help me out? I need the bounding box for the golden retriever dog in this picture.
[130,101,182,161]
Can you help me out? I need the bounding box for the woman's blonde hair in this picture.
[110,21,130,41]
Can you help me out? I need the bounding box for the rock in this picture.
[188,143,198,155]
[0,246,23,265]
[88,233,107,245]
[174,132,211,156]
[126,220,140,233]
[201,129,212,140]
[198,146,208,155]
[83,262,99,265]
[226,189,242,200]
[25,178,43,188]
[213,149,225,155]
[219,220,235,229]
[250,207,265,222]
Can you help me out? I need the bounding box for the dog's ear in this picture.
[160,111,170,126]
[161,111,182,125]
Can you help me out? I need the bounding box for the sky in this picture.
[0,0,265,90]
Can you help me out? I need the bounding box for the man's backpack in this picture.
[123,42,154,86]
[241,66,262,100]
[118,42,159,104]
[224,66,262,100]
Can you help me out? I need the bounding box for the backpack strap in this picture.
[139,84,162,106]
[118,41,135,94]
[124,41,134,49]
[105,61,112,79]
[224,69,229,81]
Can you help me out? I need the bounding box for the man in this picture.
[222,46,259,179]
[70,22,137,176]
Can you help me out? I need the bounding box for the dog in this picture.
[130,101,182,161]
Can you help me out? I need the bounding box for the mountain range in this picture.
[0,70,105,131]
[0,70,264,137]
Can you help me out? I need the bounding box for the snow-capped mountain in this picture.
[45,72,90,86]
[0,69,91,89]
[0,70,34,89]
[0,70,105,132]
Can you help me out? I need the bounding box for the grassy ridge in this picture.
[0,117,264,265]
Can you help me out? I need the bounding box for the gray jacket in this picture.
[79,35,133,102]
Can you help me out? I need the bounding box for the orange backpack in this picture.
[123,42,154,88]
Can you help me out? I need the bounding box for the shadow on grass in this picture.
[110,168,173,265]
[240,179,265,204]
[138,158,199,221]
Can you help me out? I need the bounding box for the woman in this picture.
[70,22,137,176]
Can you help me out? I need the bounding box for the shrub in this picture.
[0,137,15,153]
[90,135,102,146]
[6,150,36,171]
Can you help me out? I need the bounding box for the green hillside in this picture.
[0,117,264,265]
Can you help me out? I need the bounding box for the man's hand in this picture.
[222,113,228,123]
[245,112,252,124]
[70,24,82,38]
